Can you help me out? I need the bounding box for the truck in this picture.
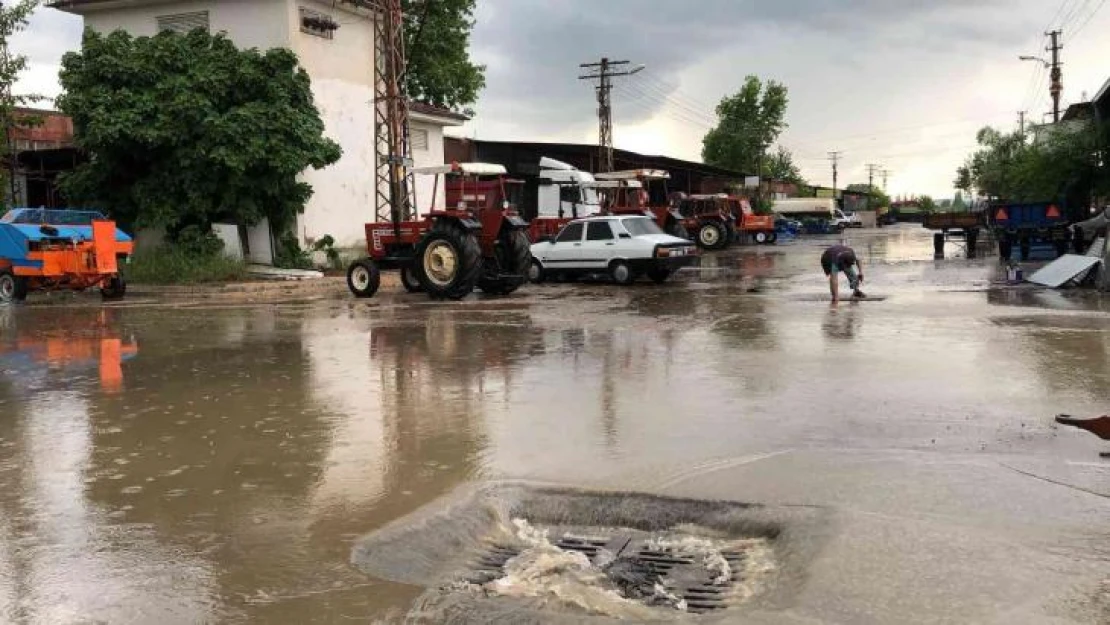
[772,198,848,234]
[524,157,606,241]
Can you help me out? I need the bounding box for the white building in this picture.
[51,0,466,263]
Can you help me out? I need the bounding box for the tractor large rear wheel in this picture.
[697,221,727,250]
[480,229,531,295]
[0,271,27,304]
[416,221,482,300]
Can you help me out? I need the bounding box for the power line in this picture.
[1070,0,1108,39]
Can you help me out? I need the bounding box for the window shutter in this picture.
[157,11,210,34]
[411,128,429,151]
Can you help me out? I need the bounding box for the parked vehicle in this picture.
[0,208,133,303]
[593,170,689,240]
[529,215,697,285]
[772,197,845,234]
[988,201,1071,261]
[841,211,864,228]
[674,194,736,250]
[347,162,532,300]
[728,196,777,244]
[523,157,606,241]
[922,211,987,258]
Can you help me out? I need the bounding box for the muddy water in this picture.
[1,226,1108,623]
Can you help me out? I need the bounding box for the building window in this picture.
[157,11,210,34]
[300,7,339,39]
[410,128,429,152]
[13,140,30,152]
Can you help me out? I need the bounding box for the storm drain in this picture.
[465,525,762,615]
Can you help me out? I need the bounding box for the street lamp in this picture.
[1019,55,1050,67]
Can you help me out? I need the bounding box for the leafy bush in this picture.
[273,232,313,270]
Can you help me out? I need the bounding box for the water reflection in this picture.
[823,306,860,341]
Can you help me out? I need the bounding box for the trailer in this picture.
[922,211,986,259]
[989,202,1071,261]
[0,208,133,303]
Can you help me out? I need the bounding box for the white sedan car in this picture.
[529,215,698,284]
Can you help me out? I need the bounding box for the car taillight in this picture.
[657,248,671,258]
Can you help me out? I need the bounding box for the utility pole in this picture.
[1018,110,1026,135]
[1046,29,1063,123]
[866,163,882,190]
[828,151,841,193]
[579,58,643,172]
[881,169,891,192]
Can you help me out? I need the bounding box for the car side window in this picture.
[586,221,615,241]
[556,222,584,243]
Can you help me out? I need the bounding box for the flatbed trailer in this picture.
[922,212,986,258]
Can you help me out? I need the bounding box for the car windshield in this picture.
[621,217,664,236]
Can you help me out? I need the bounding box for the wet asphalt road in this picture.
[0,225,1107,623]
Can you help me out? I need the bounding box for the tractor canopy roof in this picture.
[594,169,671,181]
[413,162,508,177]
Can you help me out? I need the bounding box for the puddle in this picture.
[352,483,828,623]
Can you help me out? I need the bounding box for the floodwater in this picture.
[1,226,1107,623]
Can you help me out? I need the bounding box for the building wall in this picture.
[286,0,377,250]
[83,0,290,49]
[10,110,74,151]
[411,119,447,214]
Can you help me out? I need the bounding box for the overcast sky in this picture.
[16,0,1110,199]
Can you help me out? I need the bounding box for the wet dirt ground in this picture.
[1,225,1107,623]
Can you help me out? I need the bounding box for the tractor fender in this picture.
[432,216,483,231]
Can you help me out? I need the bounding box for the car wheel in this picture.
[610,260,634,285]
[528,258,545,283]
[347,259,381,298]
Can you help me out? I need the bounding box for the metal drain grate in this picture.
[471,531,750,614]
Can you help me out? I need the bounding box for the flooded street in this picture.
[1,226,1108,623]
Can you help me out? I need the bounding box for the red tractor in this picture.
[593,169,689,240]
[346,163,532,300]
[673,194,737,251]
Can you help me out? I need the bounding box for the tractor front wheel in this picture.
[480,229,531,295]
[0,271,27,304]
[400,265,423,293]
[347,259,381,298]
[100,275,127,300]
[416,221,482,300]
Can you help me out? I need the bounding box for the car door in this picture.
[540,221,586,268]
[580,221,618,268]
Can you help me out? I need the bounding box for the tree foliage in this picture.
[847,183,891,211]
[702,76,788,174]
[0,0,43,207]
[403,0,485,115]
[763,146,807,186]
[955,124,1105,203]
[57,29,341,236]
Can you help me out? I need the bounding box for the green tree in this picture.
[0,0,43,208]
[956,124,1099,203]
[57,29,341,239]
[847,183,890,211]
[403,0,485,115]
[918,195,937,213]
[952,191,967,211]
[702,75,788,174]
[763,145,806,185]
